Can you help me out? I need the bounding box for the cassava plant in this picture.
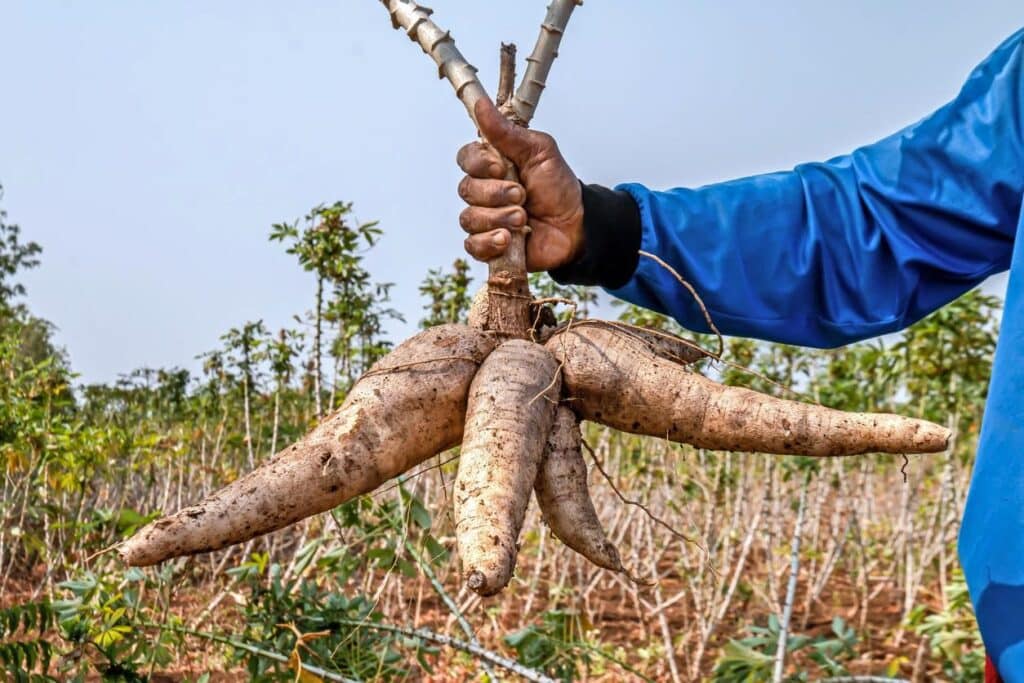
[118,0,950,598]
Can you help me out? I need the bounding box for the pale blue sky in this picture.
[2,1,1022,383]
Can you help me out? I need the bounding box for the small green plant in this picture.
[229,548,407,680]
[712,615,857,683]
[0,600,56,682]
[907,569,985,683]
[504,609,596,682]
[226,489,455,680]
[53,568,182,681]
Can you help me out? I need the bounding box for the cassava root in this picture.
[118,0,952,605]
[454,340,561,595]
[535,406,624,572]
[119,325,496,566]
[546,325,950,457]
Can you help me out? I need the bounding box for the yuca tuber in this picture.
[546,325,950,457]
[118,0,953,606]
[455,340,561,595]
[119,325,496,566]
[535,406,623,572]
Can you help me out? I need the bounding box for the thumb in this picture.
[474,98,533,167]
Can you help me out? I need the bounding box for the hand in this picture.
[456,99,584,272]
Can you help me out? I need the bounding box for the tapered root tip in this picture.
[598,542,625,573]
[466,569,498,596]
[912,421,952,454]
[115,545,134,565]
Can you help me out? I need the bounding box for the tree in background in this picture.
[266,327,303,455]
[270,202,399,417]
[419,258,474,327]
[221,321,268,468]
[0,184,41,315]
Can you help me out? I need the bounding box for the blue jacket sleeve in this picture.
[609,28,1024,348]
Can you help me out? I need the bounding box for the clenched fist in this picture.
[456,99,584,272]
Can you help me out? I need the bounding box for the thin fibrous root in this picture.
[455,340,561,596]
[119,324,497,566]
[468,285,558,338]
[535,406,624,573]
[546,325,950,457]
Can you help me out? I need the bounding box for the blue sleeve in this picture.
[610,29,1024,348]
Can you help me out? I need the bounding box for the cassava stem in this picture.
[485,0,582,334]
[380,0,490,125]
[487,48,534,338]
[496,43,517,108]
[120,325,496,566]
[547,325,950,457]
[455,340,561,595]
[380,1,582,337]
[378,1,528,335]
[508,0,583,126]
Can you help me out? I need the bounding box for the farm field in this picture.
[0,198,994,681]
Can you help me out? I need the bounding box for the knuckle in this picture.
[473,158,497,179]
[535,132,556,151]
[457,177,471,201]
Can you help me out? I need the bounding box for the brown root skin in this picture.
[542,320,708,366]
[455,339,561,596]
[546,325,950,457]
[119,324,497,566]
[467,286,490,329]
[535,407,623,572]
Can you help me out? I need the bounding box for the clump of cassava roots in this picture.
[118,0,952,597]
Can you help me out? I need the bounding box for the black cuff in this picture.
[549,183,641,289]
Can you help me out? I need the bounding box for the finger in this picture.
[457,177,525,208]
[459,206,527,235]
[464,229,511,262]
[456,142,506,179]
[474,99,534,167]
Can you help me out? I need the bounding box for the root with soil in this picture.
[119,0,950,597]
